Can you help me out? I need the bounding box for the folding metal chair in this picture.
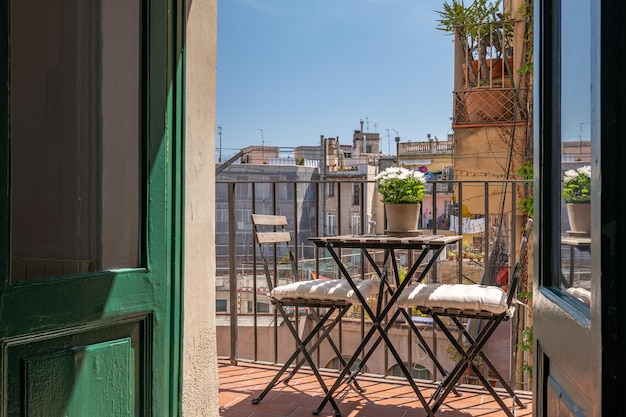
[397,218,533,417]
[250,214,377,415]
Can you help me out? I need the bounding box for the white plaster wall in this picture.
[183,0,219,415]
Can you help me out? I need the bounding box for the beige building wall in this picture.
[183,0,219,416]
[453,125,529,216]
[324,165,379,236]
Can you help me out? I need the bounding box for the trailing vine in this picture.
[517,161,534,219]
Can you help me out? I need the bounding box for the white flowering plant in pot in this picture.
[375,167,426,204]
[562,165,591,204]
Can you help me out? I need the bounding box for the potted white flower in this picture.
[375,167,426,234]
[563,165,591,233]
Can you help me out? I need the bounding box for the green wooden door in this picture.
[0,0,183,416]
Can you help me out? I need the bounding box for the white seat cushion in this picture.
[396,283,508,315]
[271,278,378,304]
[566,287,591,306]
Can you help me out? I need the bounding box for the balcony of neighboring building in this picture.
[397,135,454,157]
[451,17,531,127]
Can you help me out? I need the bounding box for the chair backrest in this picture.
[505,218,533,306]
[251,214,299,292]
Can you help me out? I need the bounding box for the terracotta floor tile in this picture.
[219,361,532,417]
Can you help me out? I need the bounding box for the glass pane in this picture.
[558,0,591,308]
[10,0,143,281]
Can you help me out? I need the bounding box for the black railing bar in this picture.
[361,180,367,235]
[315,182,323,367]
[484,182,491,280]
[314,182,321,280]
[270,182,279,365]
[511,184,517,275]
[228,182,238,365]
[337,183,342,237]
[509,184,518,389]
[430,183,439,284]
[292,182,299,272]
[457,182,463,284]
[252,183,258,362]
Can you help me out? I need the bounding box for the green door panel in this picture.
[3,315,150,417]
[25,338,134,417]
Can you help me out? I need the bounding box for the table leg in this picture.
[312,244,442,417]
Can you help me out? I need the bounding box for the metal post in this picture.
[457,183,463,284]
[228,183,238,365]
[395,136,400,164]
[217,125,223,163]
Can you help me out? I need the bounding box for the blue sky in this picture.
[216,0,455,159]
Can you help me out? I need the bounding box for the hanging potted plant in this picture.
[563,165,591,233]
[436,0,515,122]
[375,167,426,235]
[436,0,513,85]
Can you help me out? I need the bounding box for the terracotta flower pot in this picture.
[464,87,515,123]
[463,57,514,84]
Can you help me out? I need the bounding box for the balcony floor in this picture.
[218,360,533,417]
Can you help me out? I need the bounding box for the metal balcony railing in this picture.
[451,19,530,125]
[215,178,534,392]
[398,141,454,155]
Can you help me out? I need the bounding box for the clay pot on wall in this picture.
[463,57,514,85]
[463,87,515,123]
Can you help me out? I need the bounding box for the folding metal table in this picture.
[309,234,463,417]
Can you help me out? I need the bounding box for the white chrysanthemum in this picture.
[578,165,591,178]
[397,171,409,180]
[409,171,427,183]
[563,170,578,183]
